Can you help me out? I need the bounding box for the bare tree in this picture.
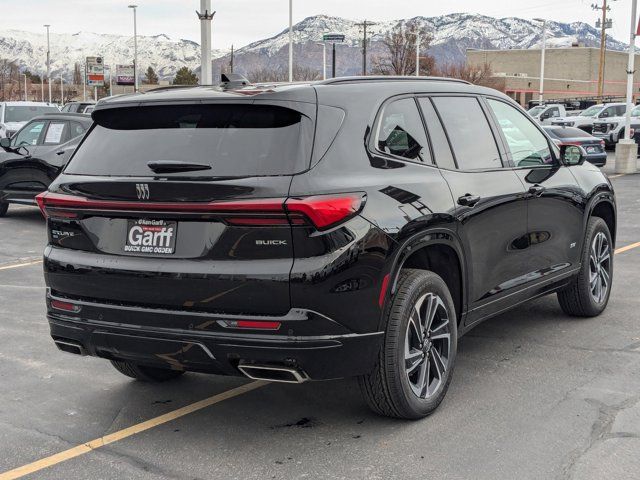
[372,22,435,76]
[73,63,82,85]
[248,65,321,83]
[0,59,20,101]
[435,62,497,87]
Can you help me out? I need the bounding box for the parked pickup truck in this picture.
[551,103,627,134]
[592,104,640,146]
[527,104,567,124]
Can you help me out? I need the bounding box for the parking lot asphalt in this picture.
[0,170,639,480]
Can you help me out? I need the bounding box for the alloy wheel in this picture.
[589,231,611,304]
[404,292,451,399]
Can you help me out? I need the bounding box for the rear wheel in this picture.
[110,360,185,382]
[359,269,457,419]
[0,202,8,217]
[558,217,613,317]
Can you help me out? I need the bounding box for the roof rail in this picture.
[319,76,472,86]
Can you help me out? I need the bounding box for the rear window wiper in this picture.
[146,161,212,174]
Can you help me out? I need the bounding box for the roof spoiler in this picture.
[220,73,251,89]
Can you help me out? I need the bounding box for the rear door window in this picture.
[65,104,315,177]
[375,98,430,163]
[432,96,502,170]
[43,121,68,145]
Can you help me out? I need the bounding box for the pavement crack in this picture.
[558,395,640,480]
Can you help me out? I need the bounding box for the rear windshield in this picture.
[546,127,591,139]
[5,105,59,122]
[65,104,314,177]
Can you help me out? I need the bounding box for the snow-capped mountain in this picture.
[218,13,627,77]
[0,29,227,80]
[0,13,627,81]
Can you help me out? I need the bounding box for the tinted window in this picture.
[376,98,430,163]
[549,107,560,117]
[432,97,501,170]
[488,99,553,167]
[66,104,314,177]
[5,105,58,123]
[43,121,68,145]
[12,120,46,147]
[418,98,456,169]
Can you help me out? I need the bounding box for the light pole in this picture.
[60,74,64,104]
[21,74,27,101]
[288,0,293,82]
[614,0,638,174]
[415,33,420,76]
[128,5,138,92]
[44,24,52,103]
[197,0,215,85]
[534,18,547,104]
[316,42,326,80]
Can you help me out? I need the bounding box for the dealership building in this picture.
[467,46,640,106]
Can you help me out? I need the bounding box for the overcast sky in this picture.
[0,0,637,47]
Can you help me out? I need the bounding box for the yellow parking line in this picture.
[0,381,265,480]
[615,241,640,255]
[0,260,43,271]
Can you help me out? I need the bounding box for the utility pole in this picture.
[592,1,616,97]
[60,74,64,104]
[44,25,52,103]
[230,45,234,73]
[21,74,27,101]
[196,0,215,85]
[415,33,420,76]
[356,20,377,76]
[534,18,548,104]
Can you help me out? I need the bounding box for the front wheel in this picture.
[359,269,458,419]
[0,202,8,217]
[558,217,613,317]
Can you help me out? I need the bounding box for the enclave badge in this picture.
[136,183,150,200]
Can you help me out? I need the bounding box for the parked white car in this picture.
[0,102,60,138]
[527,104,567,124]
[551,103,627,133]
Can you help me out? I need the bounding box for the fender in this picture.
[379,226,469,328]
[583,191,617,246]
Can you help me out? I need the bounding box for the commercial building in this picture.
[467,47,640,106]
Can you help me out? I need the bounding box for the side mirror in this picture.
[540,113,550,120]
[561,145,585,166]
[0,137,11,149]
[599,112,609,118]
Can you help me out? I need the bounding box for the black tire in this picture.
[0,202,8,217]
[359,269,458,419]
[557,217,613,317]
[110,360,185,382]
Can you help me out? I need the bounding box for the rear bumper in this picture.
[46,291,383,381]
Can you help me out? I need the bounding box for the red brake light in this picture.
[285,193,365,230]
[50,300,81,313]
[220,320,281,330]
[36,191,365,230]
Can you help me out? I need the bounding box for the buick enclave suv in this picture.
[38,77,616,419]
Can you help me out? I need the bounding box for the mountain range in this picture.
[0,13,627,82]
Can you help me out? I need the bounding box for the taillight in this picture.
[36,191,365,230]
[285,193,365,230]
[219,320,281,330]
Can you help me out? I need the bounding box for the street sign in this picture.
[322,33,345,42]
[86,56,105,87]
[116,64,135,86]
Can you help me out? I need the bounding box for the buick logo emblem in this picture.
[136,183,150,200]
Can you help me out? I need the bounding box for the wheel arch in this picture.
[586,194,616,247]
[385,229,467,327]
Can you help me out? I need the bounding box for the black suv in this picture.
[38,77,616,419]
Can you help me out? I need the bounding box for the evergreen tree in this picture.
[172,67,198,85]
[145,66,159,85]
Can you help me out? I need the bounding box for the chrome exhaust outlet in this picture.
[237,363,308,384]
[54,339,87,356]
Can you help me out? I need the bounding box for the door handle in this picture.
[457,194,481,207]
[528,185,546,197]
[56,150,66,156]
